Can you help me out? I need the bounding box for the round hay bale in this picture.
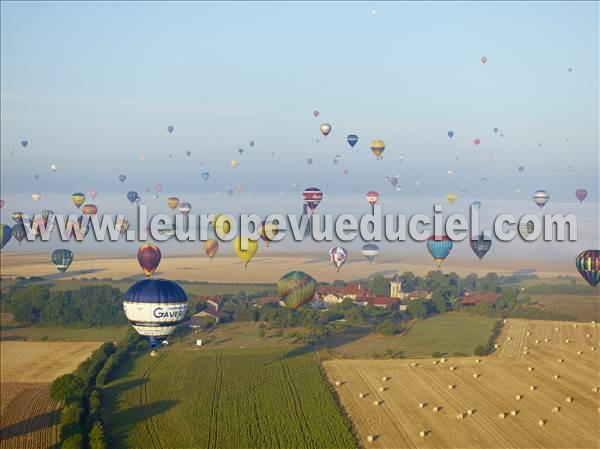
[448,384,455,389]
[577,350,583,355]
[573,324,578,328]
[554,374,560,380]
[441,358,448,363]
[418,402,426,408]
[528,366,535,371]
[523,351,530,355]
[382,376,389,381]
[467,409,474,415]
[526,331,532,336]
[378,387,385,392]
[433,360,439,365]
[593,321,597,324]
[555,327,559,331]
[510,410,518,416]
[432,406,441,413]
[494,344,500,349]
[373,400,381,406]
[530,385,537,391]
[516,394,523,400]
[592,387,599,393]
[507,336,512,341]
[359,393,365,398]
[557,358,564,363]
[367,435,375,443]
[566,397,573,403]
[524,346,529,350]
[498,412,507,419]
[552,406,560,412]
[335,381,342,386]
[538,419,546,426]
[586,334,592,338]
[535,339,540,344]
[591,347,596,351]
[544,338,549,343]
[475,359,481,364]
[473,373,480,378]
[419,430,427,438]
[565,339,571,343]
[456,413,465,419]
[449,366,456,371]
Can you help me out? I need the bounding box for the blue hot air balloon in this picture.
[123,278,188,349]
[167,125,174,134]
[1,224,12,250]
[127,191,140,205]
[448,131,454,138]
[470,234,492,260]
[426,235,453,267]
[347,134,359,148]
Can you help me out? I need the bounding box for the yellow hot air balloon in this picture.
[370,140,385,159]
[167,197,180,210]
[212,214,232,239]
[204,239,219,260]
[32,193,41,201]
[229,159,239,169]
[233,236,258,267]
[71,193,85,208]
[446,192,457,205]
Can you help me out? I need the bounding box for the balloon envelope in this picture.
[204,239,219,260]
[448,131,454,138]
[366,191,379,206]
[81,204,98,216]
[319,123,332,137]
[71,193,86,208]
[470,234,492,260]
[0,224,11,249]
[127,191,140,205]
[51,249,74,272]
[370,140,385,159]
[347,134,358,148]
[179,202,192,216]
[329,247,348,272]
[11,223,27,243]
[427,235,453,266]
[137,243,161,276]
[361,243,379,263]
[575,250,600,287]
[233,236,259,267]
[278,271,317,309]
[119,174,127,182]
[532,190,550,208]
[303,187,323,212]
[167,197,180,210]
[575,189,588,202]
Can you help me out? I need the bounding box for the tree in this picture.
[474,345,486,356]
[51,374,85,403]
[88,421,107,449]
[367,276,390,296]
[407,300,430,318]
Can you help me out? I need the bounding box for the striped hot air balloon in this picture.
[278,271,317,309]
[361,244,379,264]
[123,278,188,349]
[51,249,74,273]
[427,235,453,267]
[366,191,379,211]
[179,202,192,216]
[71,193,86,209]
[532,190,550,208]
[370,140,385,159]
[575,250,600,287]
[303,187,323,213]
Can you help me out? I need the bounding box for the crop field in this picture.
[321,313,497,358]
[323,319,600,448]
[529,294,600,322]
[103,347,357,449]
[0,383,60,449]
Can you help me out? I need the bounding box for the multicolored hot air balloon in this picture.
[470,234,492,260]
[320,123,332,138]
[233,236,258,268]
[329,247,348,272]
[11,223,27,244]
[370,140,385,159]
[51,249,73,273]
[446,193,457,205]
[12,212,24,224]
[32,193,41,202]
[427,235,453,267]
[179,202,192,216]
[361,243,379,264]
[167,197,179,210]
[0,224,11,250]
[303,187,323,213]
[204,239,219,260]
[347,134,358,148]
[137,243,161,276]
[230,159,239,169]
[278,271,317,309]
[575,250,600,287]
[575,189,588,203]
[532,190,550,208]
[81,204,98,216]
[258,221,279,247]
[127,191,140,205]
[117,218,130,237]
[366,191,379,213]
[123,278,188,349]
[71,193,85,209]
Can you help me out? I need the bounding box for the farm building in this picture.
[459,292,499,306]
[316,284,375,304]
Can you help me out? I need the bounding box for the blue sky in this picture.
[1,1,598,204]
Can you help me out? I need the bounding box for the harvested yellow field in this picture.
[0,252,573,283]
[323,319,600,449]
[1,341,100,383]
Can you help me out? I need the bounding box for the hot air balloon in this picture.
[278,271,317,309]
[212,214,231,237]
[230,159,239,169]
[119,174,127,182]
[1,224,12,250]
[117,218,130,237]
[167,125,174,134]
[12,212,24,224]
[532,190,550,208]
[88,190,97,199]
[50,164,59,172]
[473,138,481,146]
[204,239,219,260]
[369,139,386,160]
[303,187,323,213]
[233,236,258,267]
[481,56,488,64]
[41,209,54,227]
[32,193,41,201]
[472,200,482,209]
[11,223,26,244]
[21,139,28,148]
[470,234,492,260]
[123,278,188,349]
[313,110,319,118]
[155,184,164,192]
[575,250,600,287]
[446,193,457,205]
[139,152,148,161]
[127,191,140,205]
[179,202,192,216]
[518,166,525,172]
[71,193,85,208]
[320,123,332,138]
[226,185,235,196]
[366,191,379,213]
[137,243,161,276]
[347,134,358,148]
[185,150,191,157]
[575,189,588,203]
[201,172,210,181]
[81,204,98,216]
[0,199,4,208]
[258,221,279,247]
[238,148,244,155]
[334,154,341,164]
[427,235,453,267]
[51,249,73,273]
[329,247,348,272]
[307,158,313,165]
[361,243,379,264]
[167,197,180,210]
[249,141,255,147]
[448,131,454,138]
[481,178,487,184]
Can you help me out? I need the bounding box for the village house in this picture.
[459,291,498,306]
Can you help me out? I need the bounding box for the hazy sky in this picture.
[1,2,598,209]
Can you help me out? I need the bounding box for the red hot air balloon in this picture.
[575,189,588,202]
[366,191,379,214]
[473,138,481,146]
[137,244,161,276]
[303,187,323,213]
[313,110,319,118]
[81,204,98,216]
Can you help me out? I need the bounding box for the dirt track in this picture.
[323,319,600,449]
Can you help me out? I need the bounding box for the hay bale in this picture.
[475,359,481,364]
[494,344,500,349]
[449,366,457,371]
[592,387,599,393]
[524,346,529,350]
[373,400,381,406]
[467,409,475,415]
[432,406,441,413]
[591,347,596,351]
[367,435,375,443]
[516,394,523,400]
[433,360,439,365]
[507,336,513,341]
[335,381,342,386]
[526,331,532,336]
[593,321,597,324]
[410,362,419,368]
[530,385,537,391]
[566,397,573,403]
[419,430,427,438]
[535,339,540,344]
[554,374,560,380]
[552,406,561,412]
[473,373,480,378]
[378,387,386,392]
[565,339,571,343]
[538,419,546,426]
[573,324,578,328]
[498,412,507,419]
[359,393,365,398]
[448,384,455,389]
[528,366,534,371]
[441,358,448,363]
[456,413,465,419]
[557,358,564,363]
[555,327,559,331]
[544,338,549,343]
[577,350,583,355]
[382,376,389,381]
[419,402,426,408]
[523,351,530,355]
[586,333,592,338]
[510,410,518,416]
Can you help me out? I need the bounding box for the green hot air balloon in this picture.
[277,271,317,309]
[51,249,74,272]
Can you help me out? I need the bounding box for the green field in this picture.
[530,294,600,321]
[322,313,497,358]
[103,347,357,449]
